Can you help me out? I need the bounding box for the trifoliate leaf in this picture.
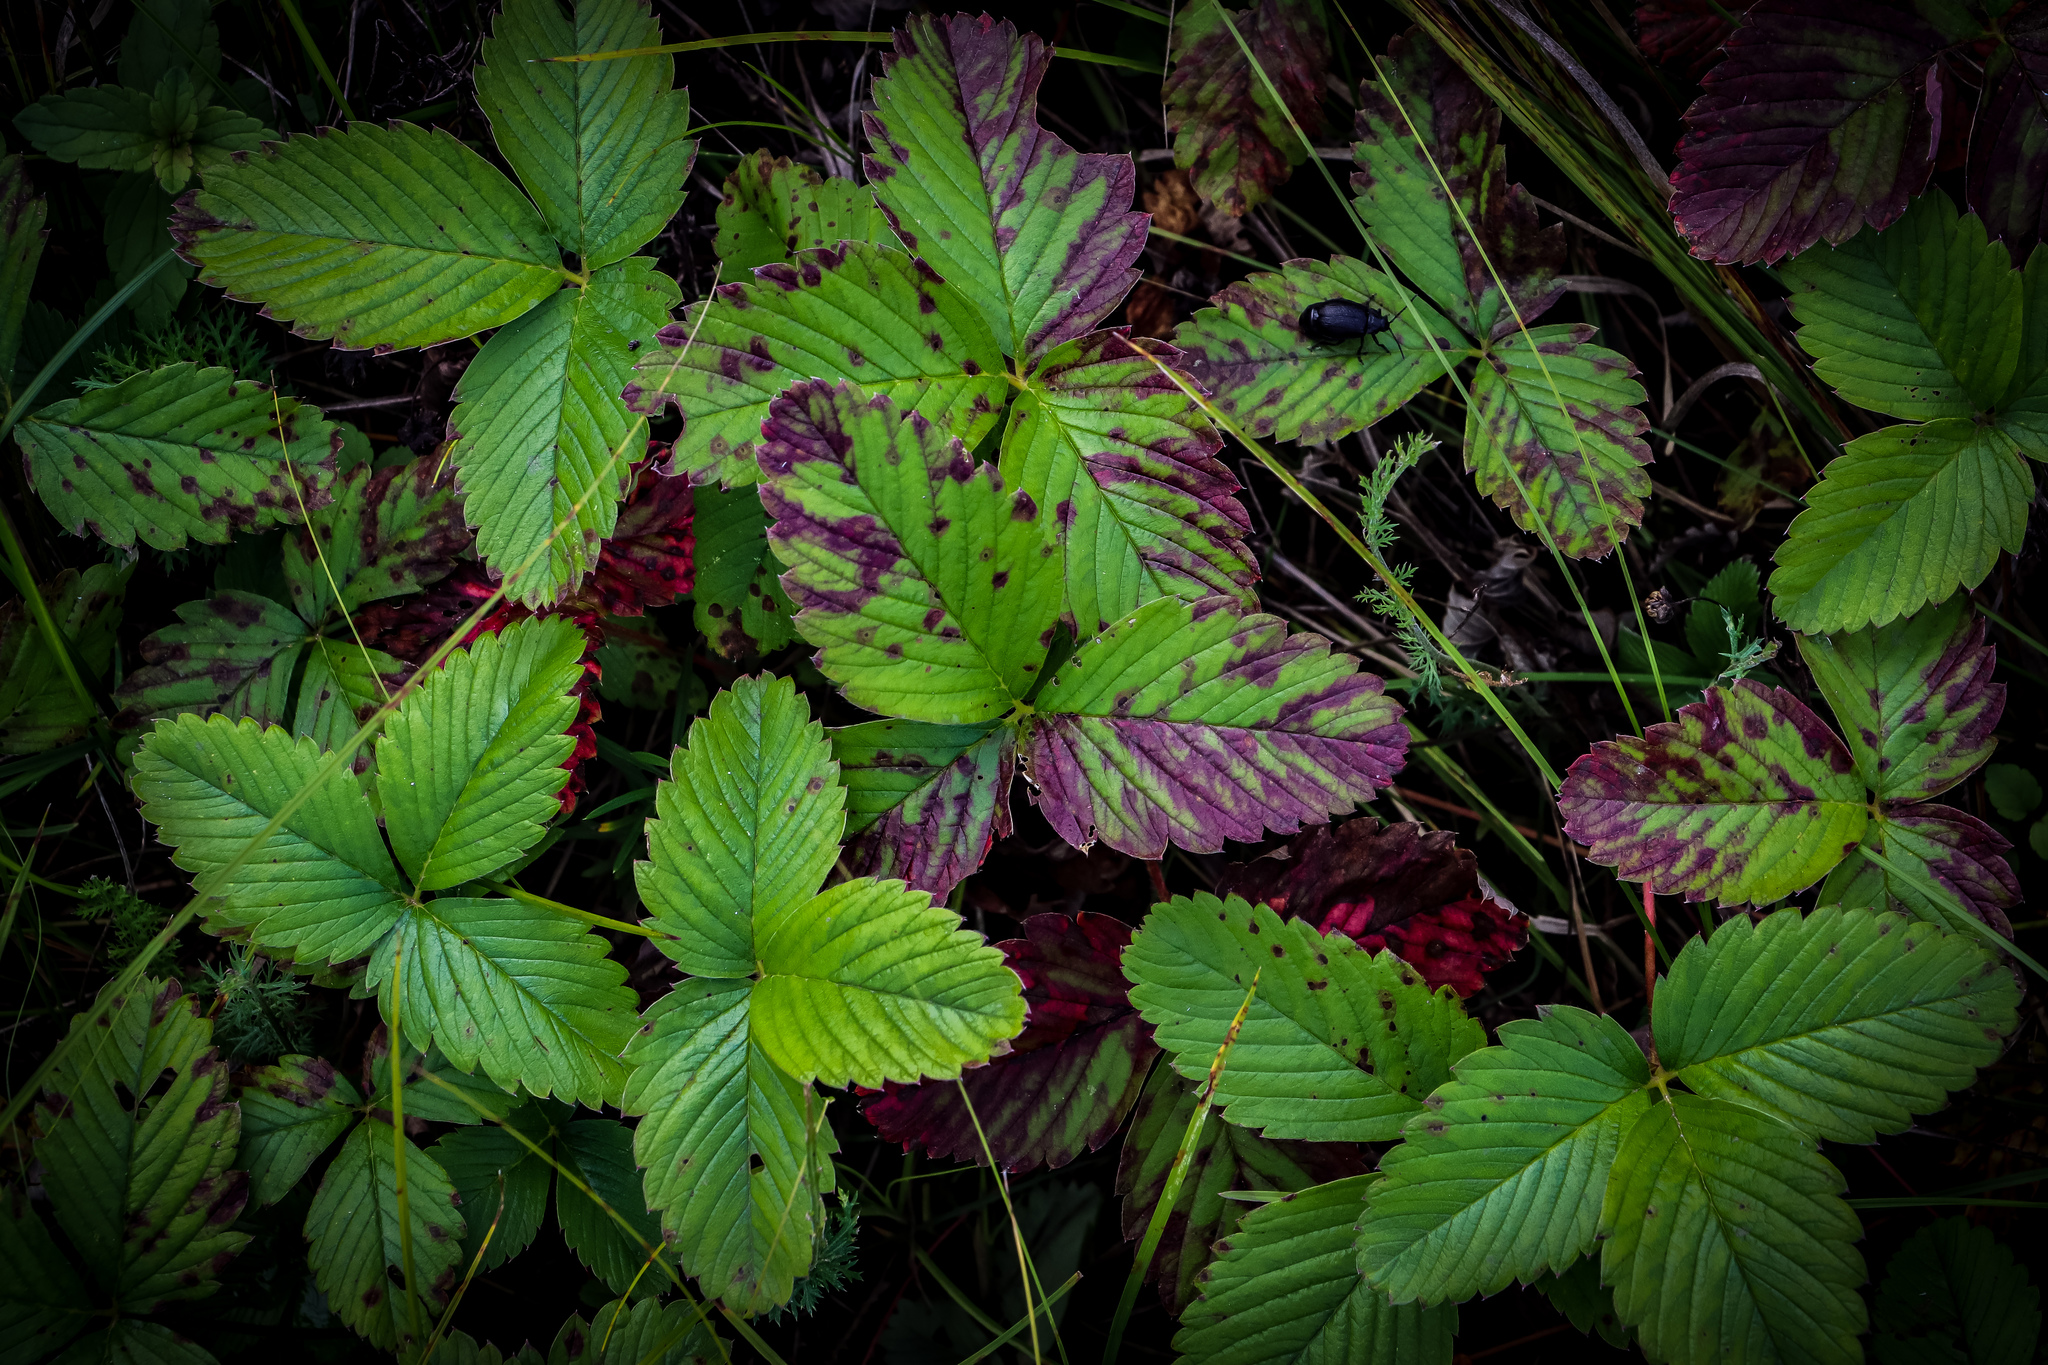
[36,979,248,1313]
[627,241,1008,487]
[1023,595,1408,858]
[379,616,586,892]
[1357,1006,1652,1304]
[1176,1175,1457,1365]
[0,564,124,755]
[449,256,678,607]
[1464,324,1652,560]
[714,150,883,273]
[1,155,48,389]
[13,86,160,175]
[306,1119,464,1352]
[1116,1061,1366,1312]
[365,897,636,1108]
[863,13,1146,360]
[1797,596,2002,802]
[1600,1093,1865,1365]
[114,592,307,728]
[1780,191,2022,419]
[832,719,1015,898]
[1873,1218,2041,1365]
[282,455,470,624]
[622,978,837,1315]
[1124,893,1484,1142]
[863,912,1158,1173]
[1164,0,1333,219]
[752,877,1025,1088]
[1657,906,2019,1144]
[758,379,1063,725]
[1768,418,2032,635]
[18,362,339,551]
[172,122,569,350]
[473,0,694,271]
[1003,329,1256,635]
[1559,681,1869,907]
[689,481,795,658]
[636,673,844,978]
[1352,27,1565,342]
[132,714,407,965]
[236,1054,360,1208]
[1171,256,1456,445]
[0,1185,90,1365]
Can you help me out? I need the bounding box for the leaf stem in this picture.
[482,880,665,938]
[958,1275,1083,1365]
[542,31,890,61]
[275,0,358,122]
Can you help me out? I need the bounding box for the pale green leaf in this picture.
[714,150,883,273]
[173,122,568,350]
[1357,1006,1653,1304]
[235,1054,361,1208]
[1175,1175,1456,1365]
[114,592,307,730]
[1123,893,1485,1143]
[688,482,796,659]
[1601,1094,1865,1365]
[474,0,694,269]
[18,362,339,551]
[0,564,125,755]
[1769,419,2033,635]
[379,616,586,892]
[1873,1219,2041,1365]
[622,979,837,1315]
[1656,906,2019,1144]
[0,154,45,391]
[636,673,843,978]
[449,256,678,608]
[753,877,1025,1087]
[0,1186,92,1365]
[305,1119,464,1353]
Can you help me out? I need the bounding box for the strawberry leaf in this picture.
[832,719,1016,899]
[282,456,470,625]
[689,482,796,659]
[114,591,310,728]
[1872,1219,2043,1365]
[1820,806,2021,937]
[0,564,124,755]
[1164,0,1333,217]
[0,154,46,387]
[863,912,1158,1173]
[714,150,885,274]
[236,1055,359,1209]
[307,1119,464,1352]
[1968,30,2048,258]
[581,462,695,616]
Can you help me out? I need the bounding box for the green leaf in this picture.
[636,673,844,978]
[593,614,686,708]
[1356,1006,1652,1304]
[305,1118,464,1352]
[863,13,1146,360]
[114,592,307,729]
[555,1118,665,1296]
[236,1054,361,1208]
[1531,1256,1634,1349]
[1164,0,1334,219]
[449,255,678,608]
[172,122,568,350]
[1781,191,2022,419]
[714,150,883,274]
[36,979,248,1311]
[621,978,837,1315]
[1559,681,1869,907]
[1,154,49,391]
[751,877,1026,1088]
[688,482,796,659]
[1171,256,1457,445]
[1600,1094,1865,1365]
[832,719,1014,898]
[1797,597,2002,802]
[1656,906,2019,1144]
[56,1319,221,1365]
[0,1185,91,1365]
[367,1038,520,1126]
[282,456,470,623]
[379,617,586,892]
[1873,1219,2041,1365]
[0,564,124,755]
[1821,805,2022,938]
[574,1296,722,1365]
[1174,1175,1457,1365]
[1123,893,1485,1143]
[1023,595,1409,858]
[1984,763,2042,821]
[1994,243,2048,453]
[120,0,221,91]
[131,713,407,967]
[1768,419,2033,635]
[104,174,192,331]
[366,897,637,1108]
[432,1107,556,1273]
[291,636,402,756]
[18,363,340,551]
[627,241,1008,488]
[759,379,1064,725]
[1463,324,1652,560]
[13,87,160,175]
[473,0,694,270]
[1003,330,1256,635]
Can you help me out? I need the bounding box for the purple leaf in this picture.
[832,720,1017,900]
[863,13,1147,360]
[1004,328,1256,636]
[1967,25,2048,261]
[1558,680,1869,907]
[1797,596,2003,802]
[1635,1,1739,80]
[1669,1,1979,265]
[626,241,1009,487]
[1821,804,2020,938]
[864,912,1158,1173]
[1164,0,1333,217]
[1022,595,1407,858]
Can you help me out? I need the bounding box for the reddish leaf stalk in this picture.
[1643,882,1658,1071]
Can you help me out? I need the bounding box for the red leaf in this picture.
[579,454,695,616]
[1635,1,1739,79]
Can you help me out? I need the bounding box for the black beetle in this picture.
[1300,299,1396,356]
